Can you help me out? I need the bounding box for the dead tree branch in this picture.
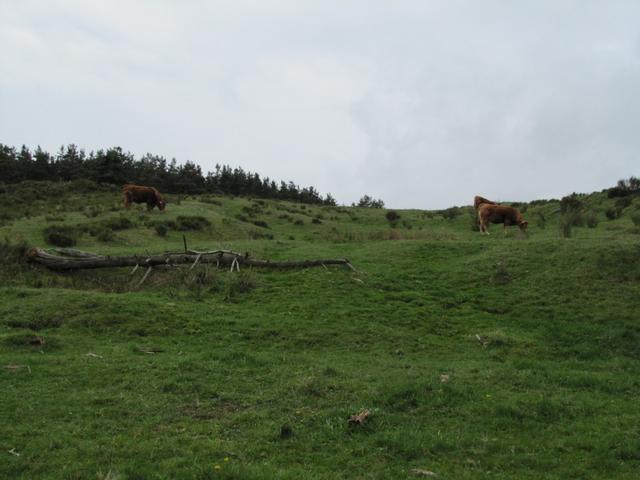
[27,248,355,272]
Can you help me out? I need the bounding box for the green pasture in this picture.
[1,182,639,479]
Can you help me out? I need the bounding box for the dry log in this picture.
[27,248,354,271]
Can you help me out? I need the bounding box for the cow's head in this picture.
[518,220,528,232]
[154,192,167,211]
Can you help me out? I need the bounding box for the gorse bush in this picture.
[253,220,269,229]
[615,196,633,210]
[441,207,461,220]
[103,216,135,231]
[43,225,78,247]
[95,228,115,242]
[559,213,576,238]
[535,212,547,229]
[469,210,480,231]
[585,211,599,228]
[607,176,640,198]
[560,194,584,214]
[606,208,622,220]
[155,224,168,236]
[386,211,401,222]
[175,216,210,231]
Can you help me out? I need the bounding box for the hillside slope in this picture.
[1,182,639,479]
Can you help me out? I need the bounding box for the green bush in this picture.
[155,224,168,236]
[441,207,460,220]
[253,220,270,229]
[176,215,210,231]
[559,214,575,238]
[43,225,78,247]
[103,216,135,231]
[386,211,401,223]
[615,196,633,210]
[631,212,640,227]
[585,211,599,228]
[95,228,115,242]
[605,208,622,220]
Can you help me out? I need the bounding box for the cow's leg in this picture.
[147,202,153,211]
[478,212,486,234]
[123,193,130,208]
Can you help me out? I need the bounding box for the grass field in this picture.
[1,181,639,479]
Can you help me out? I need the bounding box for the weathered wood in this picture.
[27,248,354,271]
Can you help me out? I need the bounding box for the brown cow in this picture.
[478,204,527,235]
[474,195,497,210]
[122,184,166,211]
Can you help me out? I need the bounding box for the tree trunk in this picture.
[26,248,354,271]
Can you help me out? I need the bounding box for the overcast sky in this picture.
[1,1,639,208]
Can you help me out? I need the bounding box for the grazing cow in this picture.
[122,184,166,211]
[474,195,497,210]
[478,204,528,235]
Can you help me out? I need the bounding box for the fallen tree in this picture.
[27,247,355,272]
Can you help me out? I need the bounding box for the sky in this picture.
[1,1,639,208]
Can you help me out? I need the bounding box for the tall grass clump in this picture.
[224,271,259,302]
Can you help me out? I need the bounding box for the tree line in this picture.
[0,144,337,205]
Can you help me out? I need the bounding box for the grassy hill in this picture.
[1,181,639,479]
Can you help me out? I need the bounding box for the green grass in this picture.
[1,182,639,479]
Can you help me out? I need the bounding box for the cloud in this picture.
[1,1,639,207]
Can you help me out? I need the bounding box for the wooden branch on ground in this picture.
[27,247,355,272]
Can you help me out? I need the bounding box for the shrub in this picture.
[43,225,78,247]
[386,211,401,223]
[201,196,222,206]
[605,208,622,220]
[253,220,269,229]
[155,224,168,237]
[96,228,115,242]
[356,195,385,208]
[585,211,599,228]
[248,230,274,240]
[294,219,304,226]
[535,212,547,229]
[631,212,640,227]
[311,218,322,224]
[175,215,210,231]
[560,194,584,214]
[103,216,134,231]
[83,206,101,218]
[469,210,480,231]
[441,207,460,220]
[559,213,577,238]
[615,196,633,210]
[607,176,640,198]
